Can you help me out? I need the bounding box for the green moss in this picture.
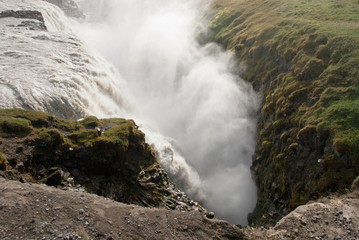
[288,143,298,153]
[302,58,326,80]
[0,109,81,130]
[210,0,359,225]
[0,152,7,171]
[261,141,272,151]
[80,116,101,129]
[0,117,32,136]
[289,184,307,209]
[288,87,308,103]
[297,125,317,142]
[37,129,64,148]
[68,130,99,147]
[319,99,359,157]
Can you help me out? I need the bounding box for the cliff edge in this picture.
[208,0,359,225]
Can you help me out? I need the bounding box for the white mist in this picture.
[74,0,259,225]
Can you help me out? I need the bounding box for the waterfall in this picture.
[73,0,259,225]
[0,0,259,225]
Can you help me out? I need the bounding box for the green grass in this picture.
[0,152,7,171]
[0,109,148,156]
[0,117,32,136]
[210,0,359,225]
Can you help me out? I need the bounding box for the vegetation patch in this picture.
[0,109,161,208]
[0,117,32,136]
[0,152,7,171]
[209,0,359,225]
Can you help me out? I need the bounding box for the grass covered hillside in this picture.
[208,0,359,225]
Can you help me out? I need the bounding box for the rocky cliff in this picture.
[208,0,359,226]
[1,0,359,238]
[0,109,206,214]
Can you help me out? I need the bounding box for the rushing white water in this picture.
[73,0,259,225]
[0,0,134,119]
[0,0,259,225]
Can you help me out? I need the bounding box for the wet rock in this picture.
[0,10,45,22]
[71,169,80,178]
[17,20,47,31]
[46,169,63,186]
[16,162,25,173]
[351,176,359,190]
[300,219,307,226]
[205,211,215,219]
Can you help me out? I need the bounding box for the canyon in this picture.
[1,0,359,239]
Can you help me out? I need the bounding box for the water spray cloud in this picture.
[74,0,259,225]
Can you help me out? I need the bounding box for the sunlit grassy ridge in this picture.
[208,0,359,225]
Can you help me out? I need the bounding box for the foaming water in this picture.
[0,0,132,119]
[74,0,259,225]
[0,0,259,225]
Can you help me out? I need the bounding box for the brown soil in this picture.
[0,178,244,240]
[244,191,359,239]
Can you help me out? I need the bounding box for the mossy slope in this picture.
[0,109,167,207]
[208,0,359,226]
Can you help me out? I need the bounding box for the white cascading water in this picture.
[0,0,259,225]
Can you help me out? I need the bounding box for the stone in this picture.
[205,211,215,219]
[300,219,307,226]
[351,176,359,190]
[16,162,25,173]
[71,169,80,178]
[46,170,63,186]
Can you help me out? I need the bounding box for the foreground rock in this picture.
[0,178,244,240]
[244,191,359,239]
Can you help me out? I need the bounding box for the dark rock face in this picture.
[0,10,47,30]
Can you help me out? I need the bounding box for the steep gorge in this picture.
[0,0,258,226]
[1,0,359,236]
[208,0,359,226]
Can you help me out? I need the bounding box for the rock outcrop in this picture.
[244,189,359,239]
[0,109,204,213]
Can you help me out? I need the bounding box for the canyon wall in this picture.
[208,0,359,225]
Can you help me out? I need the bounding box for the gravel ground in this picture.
[0,178,244,240]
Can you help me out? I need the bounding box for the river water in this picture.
[0,0,259,225]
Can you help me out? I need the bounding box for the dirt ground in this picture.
[243,192,359,240]
[0,177,244,240]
